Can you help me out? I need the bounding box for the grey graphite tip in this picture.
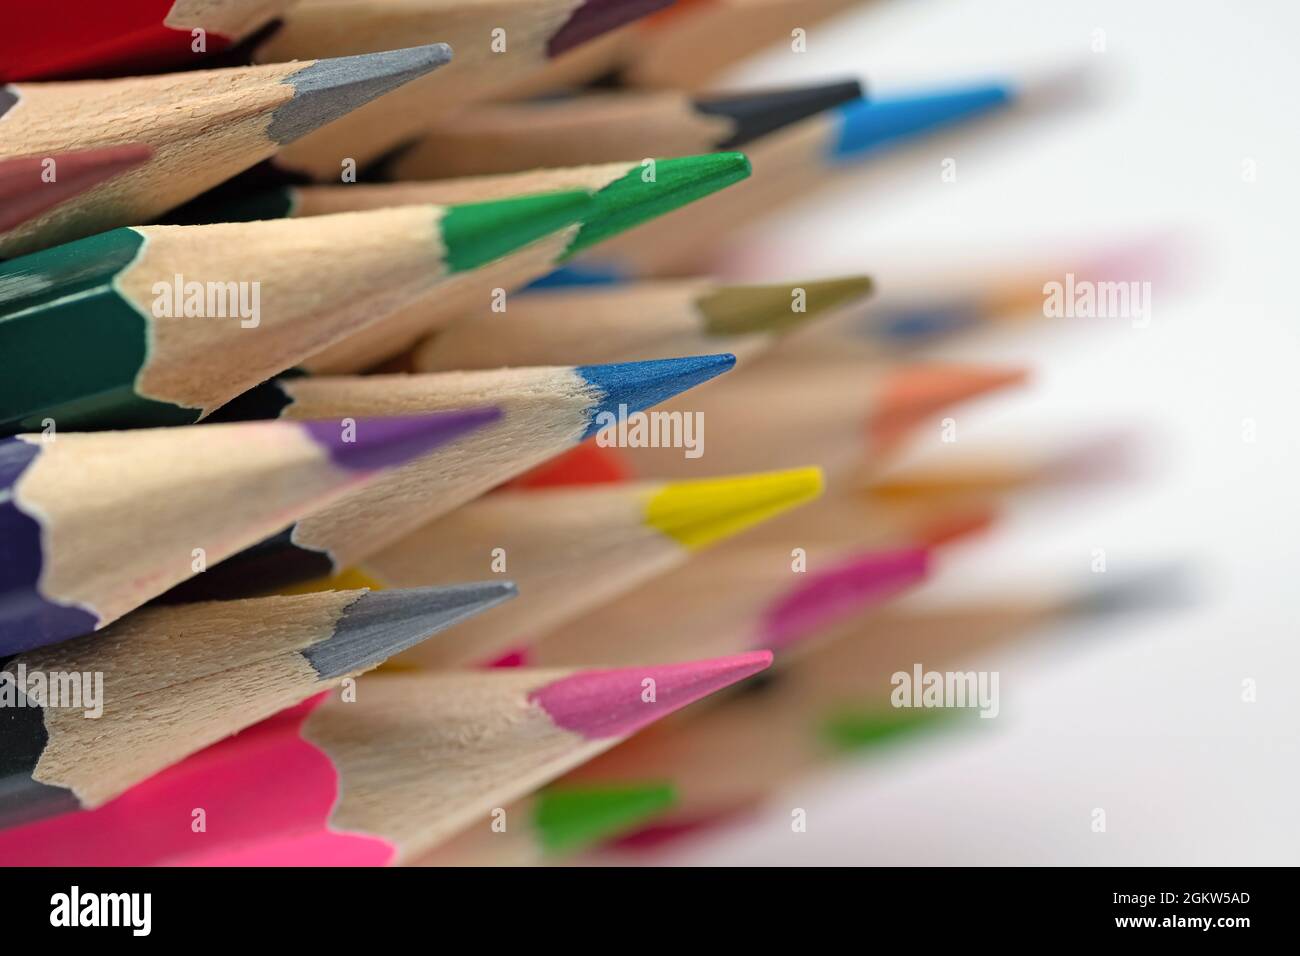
[303,582,518,678]
[270,43,455,144]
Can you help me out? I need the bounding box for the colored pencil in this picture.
[0,410,498,653]
[0,0,298,80]
[304,468,824,668]
[408,275,873,371]
[0,582,517,830]
[408,782,677,866]
[620,0,869,91]
[786,236,1177,355]
[509,449,1004,549]
[509,0,869,98]
[385,80,863,180]
[576,72,1078,278]
[506,441,635,490]
[0,653,773,865]
[167,356,734,599]
[565,570,1190,852]
[169,153,752,372]
[0,191,591,434]
[612,359,1027,482]
[0,43,452,257]
[530,545,928,667]
[710,486,1001,555]
[869,431,1138,502]
[265,0,677,181]
[0,145,152,234]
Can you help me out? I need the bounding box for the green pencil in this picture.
[0,190,592,434]
[167,153,753,373]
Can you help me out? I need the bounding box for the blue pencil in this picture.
[166,355,736,600]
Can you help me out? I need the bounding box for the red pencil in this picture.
[0,145,152,233]
[0,0,296,80]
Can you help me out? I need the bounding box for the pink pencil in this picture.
[529,548,930,667]
[0,653,772,865]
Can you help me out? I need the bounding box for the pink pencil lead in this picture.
[762,548,931,652]
[531,651,774,739]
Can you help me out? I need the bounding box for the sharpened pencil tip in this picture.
[578,354,735,438]
[699,79,866,149]
[644,467,824,551]
[762,548,930,651]
[832,82,1014,159]
[534,783,677,855]
[530,651,773,739]
[305,582,519,678]
[303,408,501,471]
[441,190,594,272]
[699,275,874,338]
[548,0,675,59]
[271,43,455,144]
[871,365,1027,441]
[567,152,752,255]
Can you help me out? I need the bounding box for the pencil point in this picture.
[832,82,1013,159]
[698,275,874,337]
[0,145,152,233]
[568,152,752,254]
[534,783,677,855]
[272,43,455,144]
[530,651,773,739]
[548,0,675,58]
[762,548,930,651]
[440,190,594,272]
[305,582,519,678]
[872,365,1027,439]
[302,408,501,471]
[645,467,824,551]
[577,354,735,438]
[699,79,866,149]
[1064,563,1195,618]
[822,707,952,752]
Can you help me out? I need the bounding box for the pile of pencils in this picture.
[0,1,1172,867]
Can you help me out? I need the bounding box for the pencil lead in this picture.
[871,365,1027,435]
[548,0,676,58]
[270,43,455,144]
[698,275,874,337]
[832,82,1014,159]
[441,191,595,272]
[762,548,930,651]
[304,582,519,678]
[530,651,774,738]
[567,152,752,254]
[534,783,677,855]
[304,408,501,471]
[821,706,956,752]
[0,146,152,233]
[699,79,866,149]
[644,467,824,551]
[578,354,735,438]
[1063,563,1196,619]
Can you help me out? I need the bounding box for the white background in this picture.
[637,0,1298,865]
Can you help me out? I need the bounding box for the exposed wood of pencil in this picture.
[269,0,670,180]
[0,45,451,256]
